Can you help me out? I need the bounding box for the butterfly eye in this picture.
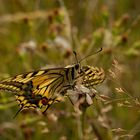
[75,64,79,70]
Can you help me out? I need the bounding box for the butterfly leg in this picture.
[67,96,74,105]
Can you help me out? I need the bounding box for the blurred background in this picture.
[0,0,140,140]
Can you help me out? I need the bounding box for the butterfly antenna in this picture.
[79,47,103,63]
[13,106,23,119]
[73,51,79,64]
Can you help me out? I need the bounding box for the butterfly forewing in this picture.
[81,66,105,87]
[0,66,78,113]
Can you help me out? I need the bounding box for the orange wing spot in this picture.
[41,97,49,105]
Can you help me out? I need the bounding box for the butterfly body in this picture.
[0,62,105,115]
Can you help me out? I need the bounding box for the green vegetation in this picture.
[0,0,140,140]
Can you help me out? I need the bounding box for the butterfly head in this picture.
[73,47,103,73]
[74,63,80,70]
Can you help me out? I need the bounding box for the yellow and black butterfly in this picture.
[0,48,105,117]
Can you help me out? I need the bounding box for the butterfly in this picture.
[0,48,105,117]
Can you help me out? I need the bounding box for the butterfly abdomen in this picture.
[0,81,22,93]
